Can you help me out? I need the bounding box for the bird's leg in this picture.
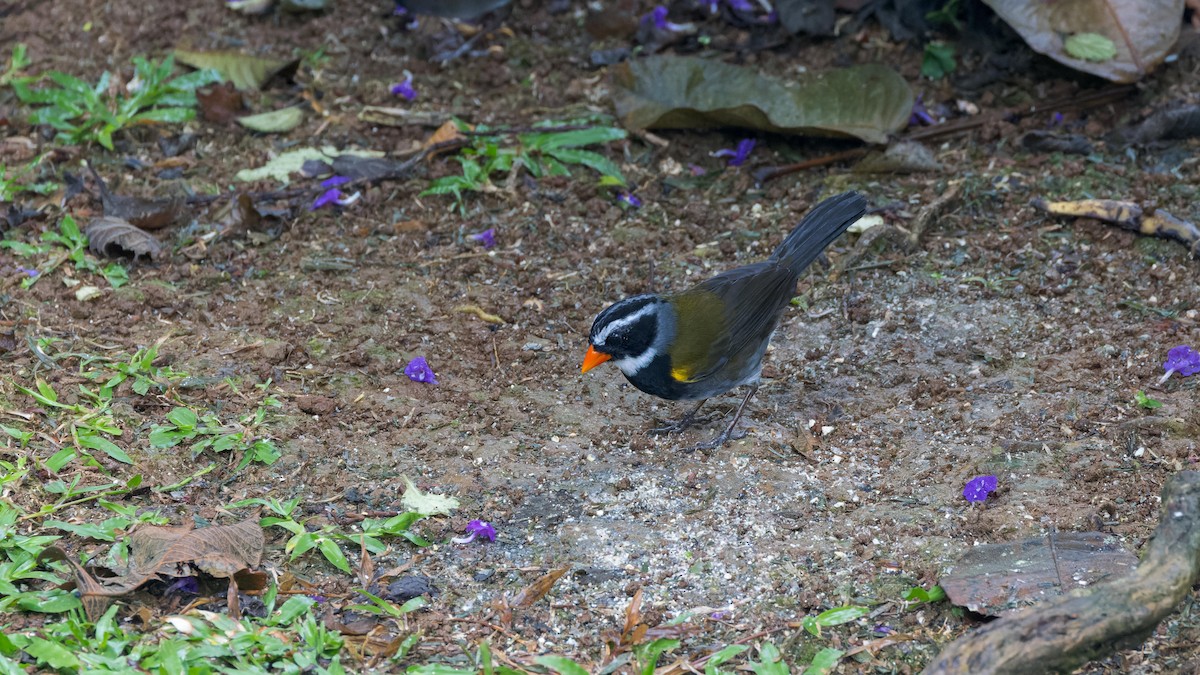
[649,399,707,436]
[685,384,759,453]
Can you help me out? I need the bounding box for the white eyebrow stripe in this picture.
[594,302,657,346]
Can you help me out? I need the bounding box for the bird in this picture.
[581,191,867,451]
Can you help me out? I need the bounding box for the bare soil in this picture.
[3,0,1200,672]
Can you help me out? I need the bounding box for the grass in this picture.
[1,214,129,289]
[421,117,627,213]
[10,49,219,150]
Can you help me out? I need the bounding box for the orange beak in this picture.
[581,345,612,373]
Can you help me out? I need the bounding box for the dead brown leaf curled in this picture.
[509,565,569,608]
[85,216,164,260]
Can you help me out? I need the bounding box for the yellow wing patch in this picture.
[666,290,727,383]
[671,366,695,382]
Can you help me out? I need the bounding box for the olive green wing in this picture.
[667,262,797,384]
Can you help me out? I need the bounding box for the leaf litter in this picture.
[37,517,266,621]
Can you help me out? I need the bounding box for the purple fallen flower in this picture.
[310,188,362,211]
[1160,345,1200,384]
[725,0,755,12]
[404,356,439,384]
[963,475,998,503]
[18,267,39,278]
[165,576,200,595]
[391,71,417,101]
[909,94,936,127]
[712,138,756,167]
[687,164,707,176]
[452,519,496,544]
[321,175,352,188]
[469,227,496,249]
[617,191,642,208]
[648,5,689,31]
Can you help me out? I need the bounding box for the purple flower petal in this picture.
[311,188,343,210]
[642,5,689,32]
[321,175,351,188]
[404,356,439,384]
[18,267,39,278]
[909,94,936,127]
[469,227,496,249]
[165,576,200,595]
[687,164,707,176]
[963,475,998,503]
[466,519,496,541]
[1164,345,1200,378]
[725,0,755,12]
[713,138,756,167]
[617,191,642,208]
[391,72,417,101]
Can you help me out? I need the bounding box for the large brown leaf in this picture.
[611,56,912,144]
[939,531,1137,616]
[983,0,1182,83]
[128,517,265,582]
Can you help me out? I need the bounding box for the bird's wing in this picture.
[668,262,797,383]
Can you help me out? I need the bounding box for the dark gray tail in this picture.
[771,191,867,275]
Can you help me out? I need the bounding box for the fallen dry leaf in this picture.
[89,165,184,230]
[85,216,164,260]
[510,566,569,608]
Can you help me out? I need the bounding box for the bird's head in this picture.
[582,295,670,376]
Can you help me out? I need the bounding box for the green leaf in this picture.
[270,596,316,626]
[523,127,626,151]
[902,585,946,603]
[237,107,304,133]
[44,447,77,472]
[748,643,787,675]
[405,666,475,675]
[1134,390,1163,410]
[167,406,198,429]
[318,537,352,573]
[148,426,187,448]
[42,517,129,541]
[636,638,680,675]
[77,432,133,464]
[546,148,624,183]
[705,644,749,675]
[801,648,844,675]
[1064,32,1117,62]
[803,605,870,636]
[921,41,956,79]
[535,656,590,675]
[132,107,196,124]
[16,589,80,613]
[22,637,80,670]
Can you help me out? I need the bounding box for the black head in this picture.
[588,295,662,362]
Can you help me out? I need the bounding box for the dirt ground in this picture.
[3,0,1200,672]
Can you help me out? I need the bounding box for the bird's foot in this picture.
[648,400,708,436]
[682,428,747,454]
[649,415,712,436]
